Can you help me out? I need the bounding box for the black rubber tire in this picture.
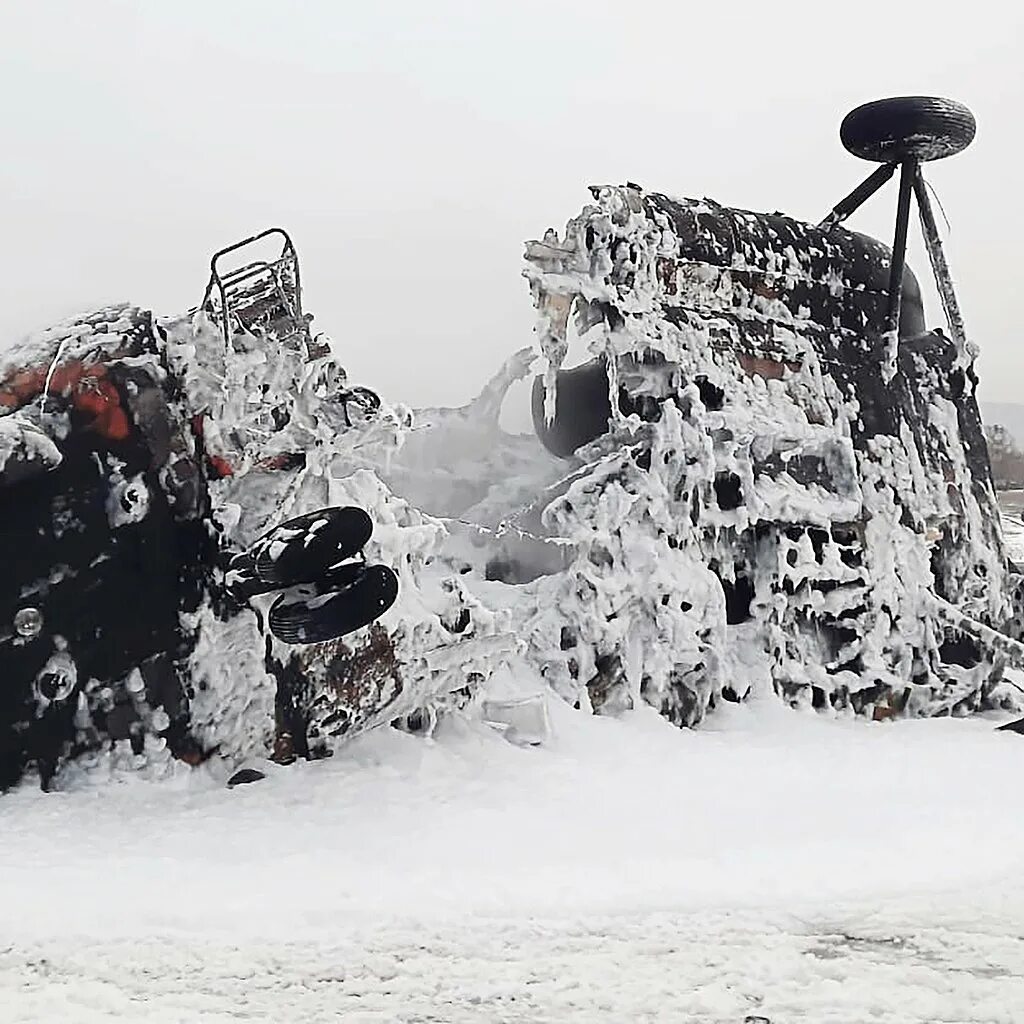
[840,96,975,163]
[226,554,367,601]
[250,506,372,587]
[268,564,399,645]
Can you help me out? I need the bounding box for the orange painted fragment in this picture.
[737,351,801,380]
[208,455,234,478]
[0,359,132,441]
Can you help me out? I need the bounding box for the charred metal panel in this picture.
[525,184,1011,724]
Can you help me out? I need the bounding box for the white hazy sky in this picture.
[1,0,1021,409]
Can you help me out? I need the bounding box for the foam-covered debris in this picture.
[520,185,1020,722]
[4,189,1023,789]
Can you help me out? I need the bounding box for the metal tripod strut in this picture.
[885,159,918,337]
[913,167,972,361]
[818,161,897,231]
[822,96,978,361]
[821,162,969,358]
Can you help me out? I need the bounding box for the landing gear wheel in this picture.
[227,506,373,597]
[268,564,399,645]
[840,96,976,163]
[252,506,372,586]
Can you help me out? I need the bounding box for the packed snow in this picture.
[1000,501,1024,564]
[3,686,1024,1022]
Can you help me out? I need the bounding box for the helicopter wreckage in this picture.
[2,95,1023,791]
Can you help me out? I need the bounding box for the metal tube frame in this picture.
[824,161,969,355]
[885,159,918,337]
[818,161,898,230]
[200,227,308,352]
[912,166,970,359]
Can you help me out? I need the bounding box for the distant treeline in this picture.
[985,424,1024,490]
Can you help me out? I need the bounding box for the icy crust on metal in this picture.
[0,306,520,787]
[156,312,518,765]
[3,184,1021,790]
[0,413,62,478]
[0,305,196,785]
[521,185,1014,722]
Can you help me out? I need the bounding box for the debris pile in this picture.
[3,158,1024,789]
[520,185,1016,722]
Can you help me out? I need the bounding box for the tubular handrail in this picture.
[200,227,308,351]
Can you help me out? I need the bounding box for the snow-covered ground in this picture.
[1001,509,1024,563]
[3,693,1024,1023]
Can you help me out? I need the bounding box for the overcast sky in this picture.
[1,0,1021,414]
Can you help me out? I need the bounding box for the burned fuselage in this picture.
[1,175,1020,792]
[0,301,510,790]
[523,186,1012,722]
